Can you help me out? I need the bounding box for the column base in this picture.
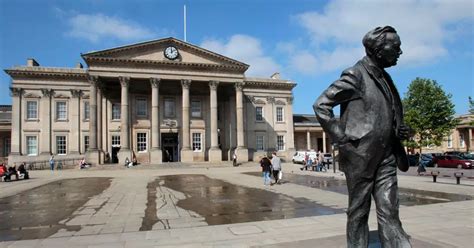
[180,149,194,162]
[117,148,132,165]
[208,148,222,162]
[285,148,296,162]
[235,147,249,163]
[150,148,163,164]
[86,149,100,165]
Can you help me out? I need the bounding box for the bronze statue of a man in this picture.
[314,26,411,248]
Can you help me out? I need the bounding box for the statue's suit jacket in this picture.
[314,56,409,177]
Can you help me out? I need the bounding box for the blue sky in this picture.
[1,0,473,115]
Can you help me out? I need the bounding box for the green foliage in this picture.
[469,96,474,114]
[403,78,458,152]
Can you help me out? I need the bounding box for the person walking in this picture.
[271,152,282,184]
[232,151,238,166]
[49,154,55,171]
[259,155,272,186]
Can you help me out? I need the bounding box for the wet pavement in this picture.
[160,174,345,225]
[244,172,473,206]
[0,177,111,241]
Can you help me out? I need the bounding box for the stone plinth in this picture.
[180,149,194,162]
[86,149,100,166]
[208,148,222,162]
[235,148,248,163]
[117,148,132,165]
[150,149,163,164]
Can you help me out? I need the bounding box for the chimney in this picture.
[27,58,39,67]
[76,62,84,69]
[270,72,280,79]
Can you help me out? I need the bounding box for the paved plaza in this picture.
[0,162,473,247]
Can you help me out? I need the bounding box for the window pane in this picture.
[84,136,89,151]
[276,107,283,122]
[26,136,37,155]
[136,98,147,117]
[112,135,121,146]
[56,136,66,155]
[84,101,90,120]
[56,102,67,120]
[192,133,201,151]
[164,99,175,118]
[256,107,263,121]
[191,100,201,118]
[112,104,121,120]
[277,135,285,151]
[27,101,37,119]
[256,135,264,151]
[137,133,147,152]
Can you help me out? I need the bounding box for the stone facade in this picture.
[5,38,296,165]
[293,114,331,154]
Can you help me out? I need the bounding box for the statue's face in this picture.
[377,33,402,68]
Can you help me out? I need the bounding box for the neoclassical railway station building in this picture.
[6,38,297,165]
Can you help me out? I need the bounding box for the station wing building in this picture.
[5,38,296,165]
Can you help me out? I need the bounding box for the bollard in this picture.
[431,171,440,183]
[454,172,464,185]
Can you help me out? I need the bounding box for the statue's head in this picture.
[363,26,402,68]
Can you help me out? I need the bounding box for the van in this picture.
[292,151,317,164]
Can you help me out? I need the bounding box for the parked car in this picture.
[408,154,434,167]
[459,153,474,162]
[322,153,333,165]
[292,151,317,164]
[432,155,473,169]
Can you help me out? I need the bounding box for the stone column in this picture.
[322,131,327,153]
[180,79,193,162]
[150,77,162,163]
[70,90,82,155]
[86,76,100,164]
[209,81,222,161]
[118,76,132,163]
[306,130,311,150]
[9,88,23,162]
[97,85,103,162]
[40,89,54,156]
[285,96,296,160]
[469,128,473,152]
[102,96,108,156]
[234,82,248,163]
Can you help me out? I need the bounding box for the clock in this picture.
[164,46,179,60]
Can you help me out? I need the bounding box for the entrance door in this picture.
[111,146,120,163]
[162,133,179,162]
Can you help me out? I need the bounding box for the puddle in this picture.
[160,175,344,225]
[243,172,473,206]
[0,177,111,241]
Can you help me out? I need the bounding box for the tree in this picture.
[469,96,474,114]
[403,78,458,153]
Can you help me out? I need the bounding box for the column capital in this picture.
[9,87,23,97]
[88,75,100,87]
[41,88,55,98]
[181,79,191,89]
[234,82,245,91]
[70,89,83,98]
[150,78,161,88]
[119,76,130,88]
[209,81,219,90]
[287,96,294,104]
[266,96,275,103]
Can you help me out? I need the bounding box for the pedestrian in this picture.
[232,151,237,166]
[271,152,282,184]
[314,26,411,247]
[301,152,309,171]
[318,151,327,172]
[49,154,55,171]
[416,153,425,176]
[259,155,272,186]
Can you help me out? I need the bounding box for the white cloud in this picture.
[66,13,156,43]
[201,35,281,77]
[291,0,473,74]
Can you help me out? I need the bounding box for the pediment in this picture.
[82,38,249,72]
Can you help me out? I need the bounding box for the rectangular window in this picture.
[112,103,121,120]
[84,101,90,120]
[137,133,147,152]
[56,101,67,120]
[84,136,89,152]
[256,107,263,121]
[277,135,285,151]
[112,135,121,146]
[26,136,37,156]
[460,134,465,148]
[26,101,38,119]
[192,133,202,151]
[136,98,147,117]
[276,107,284,122]
[164,98,175,118]
[447,135,453,148]
[56,136,67,155]
[191,100,201,118]
[256,135,264,151]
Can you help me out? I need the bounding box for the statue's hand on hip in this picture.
[397,124,411,140]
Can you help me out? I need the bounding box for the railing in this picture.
[23,158,83,170]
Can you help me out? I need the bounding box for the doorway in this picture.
[162,133,179,162]
[111,146,120,163]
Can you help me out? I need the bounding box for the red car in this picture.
[432,155,473,169]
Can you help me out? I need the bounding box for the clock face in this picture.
[164,46,179,60]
